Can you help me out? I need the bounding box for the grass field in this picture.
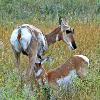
[0,0,100,99]
[0,19,100,100]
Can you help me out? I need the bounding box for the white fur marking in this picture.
[56,70,77,86]
[69,42,74,49]
[10,29,21,52]
[20,28,32,50]
[56,34,59,41]
[10,27,32,51]
[74,55,89,66]
[37,33,48,54]
[35,69,43,77]
[63,33,74,50]
[37,33,46,46]
[10,28,19,45]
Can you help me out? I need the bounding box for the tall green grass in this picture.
[0,0,100,24]
[0,0,100,100]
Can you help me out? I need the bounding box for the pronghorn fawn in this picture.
[35,55,89,86]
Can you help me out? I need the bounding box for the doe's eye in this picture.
[66,30,72,34]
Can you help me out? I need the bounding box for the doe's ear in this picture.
[59,17,63,25]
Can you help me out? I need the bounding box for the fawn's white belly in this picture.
[56,70,77,86]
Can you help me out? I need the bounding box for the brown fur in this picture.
[45,27,62,45]
[47,56,88,83]
[11,24,43,84]
[45,26,75,46]
[36,55,89,84]
[11,18,76,89]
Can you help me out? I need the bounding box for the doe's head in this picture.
[59,17,77,50]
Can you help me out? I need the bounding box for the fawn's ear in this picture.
[40,57,50,64]
[35,62,42,68]
[41,59,46,64]
[38,63,41,67]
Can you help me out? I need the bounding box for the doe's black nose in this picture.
[72,41,77,49]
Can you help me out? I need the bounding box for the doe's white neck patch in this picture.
[56,34,59,41]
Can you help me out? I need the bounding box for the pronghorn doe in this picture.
[34,55,89,86]
[10,24,48,83]
[10,17,76,76]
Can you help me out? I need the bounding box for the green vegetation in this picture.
[0,0,100,100]
[0,0,100,24]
